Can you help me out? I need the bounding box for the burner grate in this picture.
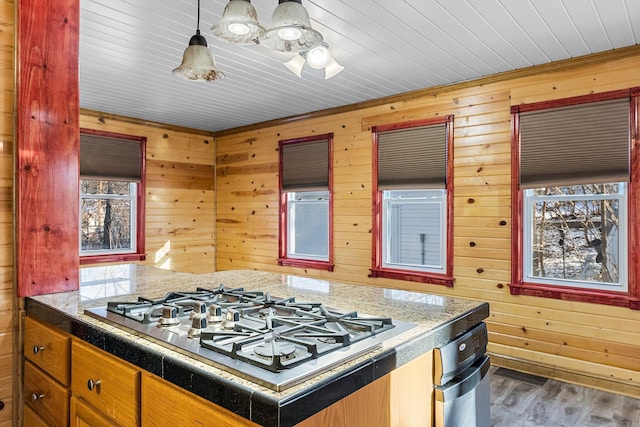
[84,283,419,390]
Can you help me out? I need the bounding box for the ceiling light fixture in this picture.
[212,0,264,45]
[283,43,344,79]
[259,0,323,52]
[173,0,225,82]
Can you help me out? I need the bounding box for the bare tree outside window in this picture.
[80,180,134,252]
[528,184,622,286]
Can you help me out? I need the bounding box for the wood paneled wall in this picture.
[79,112,216,274]
[215,49,640,398]
[0,0,14,425]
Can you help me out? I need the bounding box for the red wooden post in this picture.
[17,0,80,296]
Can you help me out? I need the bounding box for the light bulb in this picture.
[227,22,251,35]
[277,27,302,41]
[306,45,331,69]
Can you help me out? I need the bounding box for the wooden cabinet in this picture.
[24,317,71,386]
[23,317,71,425]
[71,339,141,426]
[296,351,433,427]
[23,405,50,427]
[70,395,119,427]
[23,361,70,427]
[143,353,432,427]
[141,372,259,427]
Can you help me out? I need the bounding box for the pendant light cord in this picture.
[196,0,201,35]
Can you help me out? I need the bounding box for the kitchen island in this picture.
[24,264,489,426]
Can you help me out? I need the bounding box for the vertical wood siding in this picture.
[0,1,14,424]
[16,0,80,297]
[215,53,640,397]
[79,114,216,274]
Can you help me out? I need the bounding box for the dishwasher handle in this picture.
[435,356,490,402]
[434,322,488,385]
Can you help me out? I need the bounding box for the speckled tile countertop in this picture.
[25,264,489,427]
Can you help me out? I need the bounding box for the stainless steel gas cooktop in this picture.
[84,285,419,391]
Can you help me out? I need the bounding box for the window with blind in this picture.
[278,134,333,270]
[371,116,454,286]
[511,89,640,308]
[79,130,146,264]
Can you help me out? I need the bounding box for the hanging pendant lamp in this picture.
[212,0,264,45]
[173,0,225,82]
[259,0,323,52]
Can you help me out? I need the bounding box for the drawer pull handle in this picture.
[31,393,45,403]
[33,345,45,354]
[87,379,101,392]
[0,400,4,410]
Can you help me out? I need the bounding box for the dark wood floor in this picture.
[490,367,640,426]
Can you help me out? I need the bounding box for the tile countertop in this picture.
[25,264,489,427]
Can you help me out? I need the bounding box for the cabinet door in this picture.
[141,373,259,427]
[71,340,140,426]
[23,360,70,427]
[24,317,71,386]
[70,396,117,427]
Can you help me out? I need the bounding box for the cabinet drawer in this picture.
[71,340,140,426]
[24,360,70,427]
[23,405,49,427]
[24,317,71,386]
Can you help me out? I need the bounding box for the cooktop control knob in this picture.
[208,304,223,323]
[158,306,181,327]
[190,301,207,319]
[188,315,208,338]
[222,308,240,329]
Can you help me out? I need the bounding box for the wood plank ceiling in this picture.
[79,0,640,132]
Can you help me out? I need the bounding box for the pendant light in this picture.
[212,0,264,45]
[283,43,344,79]
[173,0,225,82]
[259,0,323,52]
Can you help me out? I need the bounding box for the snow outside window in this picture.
[286,191,329,261]
[523,183,627,292]
[80,180,137,256]
[382,189,447,274]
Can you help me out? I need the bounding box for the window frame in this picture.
[510,88,640,309]
[370,116,455,286]
[278,133,334,271]
[79,129,146,265]
[522,185,628,292]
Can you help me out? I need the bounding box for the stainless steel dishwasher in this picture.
[433,322,491,427]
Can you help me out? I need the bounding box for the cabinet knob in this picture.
[0,400,4,411]
[31,393,45,403]
[33,345,45,354]
[87,379,101,392]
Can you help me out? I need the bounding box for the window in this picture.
[511,89,640,308]
[371,116,454,286]
[278,134,333,271]
[79,130,146,264]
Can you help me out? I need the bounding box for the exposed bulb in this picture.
[277,27,303,41]
[227,22,251,35]
[306,44,331,69]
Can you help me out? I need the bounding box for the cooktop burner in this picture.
[84,284,419,391]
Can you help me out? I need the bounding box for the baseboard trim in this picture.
[488,353,640,399]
